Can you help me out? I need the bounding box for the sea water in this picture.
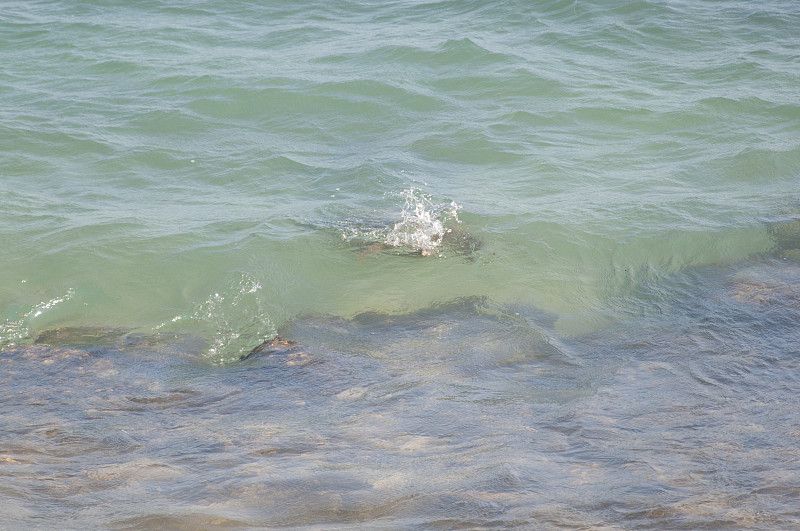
[1,0,799,528]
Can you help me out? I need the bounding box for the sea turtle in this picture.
[311,188,482,259]
[355,222,481,259]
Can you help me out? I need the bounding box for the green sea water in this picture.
[3,0,798,359]
[2,1,800,528]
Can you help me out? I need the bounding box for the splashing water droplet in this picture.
[385,188,461,254]
[153,274,274,363]
[0,288,75,348]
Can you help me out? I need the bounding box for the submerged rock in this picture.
[21,326,204,360]
[240,336,314,367]
[732,280,796,305]
[3,262,800,530]
[35,327,130,347]
[729,260,800,307]
[766,217,800,257]
[241,336,294,359]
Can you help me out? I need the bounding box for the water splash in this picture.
[155,274,275,363]
[385,188,461,255]
[337,188,462,256]
[0,289,75,349]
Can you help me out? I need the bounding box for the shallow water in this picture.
[2,0,800,528]
[2,255,800,529]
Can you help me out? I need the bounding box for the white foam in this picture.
[385,188,461,254]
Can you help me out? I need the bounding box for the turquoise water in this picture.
[2,0,800,528]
